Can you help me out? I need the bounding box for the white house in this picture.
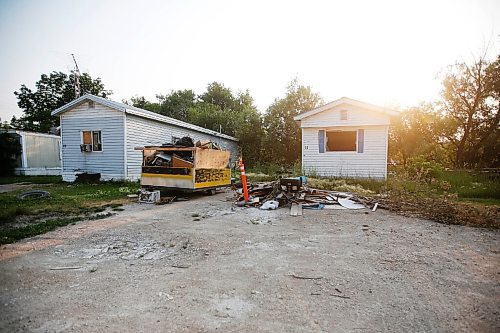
[51,94,239,182]
[293,97,398,179]
[2,130,61,176]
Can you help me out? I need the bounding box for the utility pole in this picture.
[71,54,81,97]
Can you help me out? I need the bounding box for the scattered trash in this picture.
[127,194,139,199]
[290,203,303,216]
[157,196,176,205]
[49,266,83,270]
[337,197,365,210]
[139,189,161,204]
[260,200,279,210]
[288,273,323,280]
[17,190,50,200]
[372,202,379,212]
[171,263,191,269]
[234,179,369,212]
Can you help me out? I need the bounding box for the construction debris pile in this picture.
[143,137,221,169]
[235,177,376,215]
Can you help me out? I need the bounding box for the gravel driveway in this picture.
[1,192,499,332]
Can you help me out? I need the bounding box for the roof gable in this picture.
[51,94,239,142]
[293,97,399,121]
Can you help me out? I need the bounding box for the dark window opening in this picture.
[326,131,356,151]
[82,130,102,152]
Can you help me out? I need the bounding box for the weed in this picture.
[0,213,113,245]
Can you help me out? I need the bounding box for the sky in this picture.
[0,0,499,122]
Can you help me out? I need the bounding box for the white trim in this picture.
[20,132,28,168]
[123,113,128,180]
[81,129,103,153]
[59,123,64,175]
[294,97,399,121]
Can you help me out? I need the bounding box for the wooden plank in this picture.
[195,148,230,169]
[172,155,194,168]
[290,203,303,216]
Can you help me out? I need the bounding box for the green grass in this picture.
[0,179,140,224]
[0,177,140,244]
[243,164,500,206]
[0,213,113,244]
[0,175,63,185]
[435,170,500,200]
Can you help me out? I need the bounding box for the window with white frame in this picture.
[81,130,102,152]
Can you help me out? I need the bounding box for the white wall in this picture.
[302,126,388,179]
[60,102,125,181]
[125,114,240,180]
[22,133,61,168]
[300,103,391,128]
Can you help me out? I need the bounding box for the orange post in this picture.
[239,158,249,202]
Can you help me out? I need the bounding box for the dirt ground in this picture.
[0,192,499,332]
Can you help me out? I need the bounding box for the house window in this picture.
[326,130,356,151]
[82,130,102,152]
[89,101,95,108]
[340,110,348,120]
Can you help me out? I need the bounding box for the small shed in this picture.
[2,130,61,176]
[51,94,239,182]
[294,97,398,179]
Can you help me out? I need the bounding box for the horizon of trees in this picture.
[8,53,500,169]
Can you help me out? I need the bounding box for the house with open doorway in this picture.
[51,94,239,182]
[293,97,398,179]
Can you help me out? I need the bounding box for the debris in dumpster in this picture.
[233,178,369,212]
[174,136,194,147]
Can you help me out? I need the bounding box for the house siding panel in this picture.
[60,103,125,181]
[301,126,388,179]
[125,115,239,180]
[301,104,391,128]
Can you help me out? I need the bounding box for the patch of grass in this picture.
[0,180,140,225]
[250,165,499,228]
[0,213,113,245]
[0,175,63,185]
[436,170,500,200]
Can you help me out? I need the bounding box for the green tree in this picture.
[157,89,196,121]
[12,72,111,132]
[263,79,323,165]
[127,96,160,112]
[389,103,445,167]
[439,54,499,168]
[126,83,264,164]
[0,133,22,176]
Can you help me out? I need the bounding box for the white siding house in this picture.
[52,94,239,182]
[293,97,398,179]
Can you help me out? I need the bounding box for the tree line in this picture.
[7,54,499,170]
